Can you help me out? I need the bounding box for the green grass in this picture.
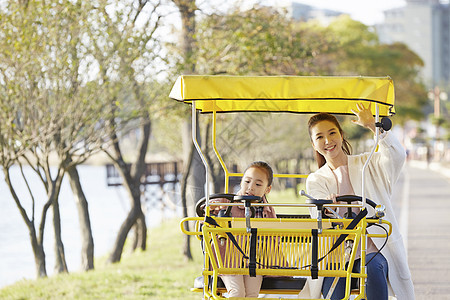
[0,219,203,300]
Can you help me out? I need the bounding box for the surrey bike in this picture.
[171,75,394,299]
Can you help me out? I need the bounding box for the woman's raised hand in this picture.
[351,103,376,132]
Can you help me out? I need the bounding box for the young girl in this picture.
[211,161,276,298]
[306,103,415,300]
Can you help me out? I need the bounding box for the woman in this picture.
[305,103,414,300]
[211,161,276,298]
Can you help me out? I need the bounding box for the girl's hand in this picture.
[209,198,228,214]
[351,103,376,133]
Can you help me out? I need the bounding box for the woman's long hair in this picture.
[307,113,352,168]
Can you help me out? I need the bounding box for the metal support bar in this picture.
[245,200,252,233]
[360,103,380,298]
[361,103,380,207]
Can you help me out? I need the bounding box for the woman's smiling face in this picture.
[310,120,345,164]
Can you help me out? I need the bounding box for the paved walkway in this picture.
[404,161,450,299]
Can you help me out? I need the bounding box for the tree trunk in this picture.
[107,119,151,263]
[30,233,47,278]
[52,188,68,274]
[29,230,47,278]
[175,0,205,204]
[67,165,94,271]
[181,140,195,260]
[173,0,200,261]
[129,211,147,252]
[180,112,207,260]
[4,167,50,278]
[173,0,197,73]
[186,113,206,209]
[108,204,140,263]
[130,223,139,252]
[135,211,147,250]
[106,165,147,262]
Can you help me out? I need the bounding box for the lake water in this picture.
[0,165,182,288]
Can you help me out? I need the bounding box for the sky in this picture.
[293,0,407,25]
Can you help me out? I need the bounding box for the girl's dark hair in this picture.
[308,113,352,168]
[245,161,273,186]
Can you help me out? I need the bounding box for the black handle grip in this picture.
[376,117,392,131]
[233,195,262,202]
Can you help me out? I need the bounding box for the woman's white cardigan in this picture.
[303,132,415,300]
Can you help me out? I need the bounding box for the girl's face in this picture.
[240,167,271,197]
[310,120,345,164]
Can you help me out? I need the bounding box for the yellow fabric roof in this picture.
[169,75,395,116]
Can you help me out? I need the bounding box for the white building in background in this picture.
[376,0,449,158]
[271,0,450,89]
[376,0,450,88]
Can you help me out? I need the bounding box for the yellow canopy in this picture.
[169,75,395,116]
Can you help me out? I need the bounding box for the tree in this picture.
[84,0,168,263]
[195,5,330,76]
[323,16,428,124]
[0,87,50,277]
[0,0,123,276]
[171,0,203,261]
[0,0,75,276]
[191,5,331,189]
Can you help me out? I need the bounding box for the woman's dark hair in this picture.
[308,113,352,168]
[244,161,273,186]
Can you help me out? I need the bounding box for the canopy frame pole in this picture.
[360,103,380,295]
[361,103,380,206]
[192,101,210,215]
